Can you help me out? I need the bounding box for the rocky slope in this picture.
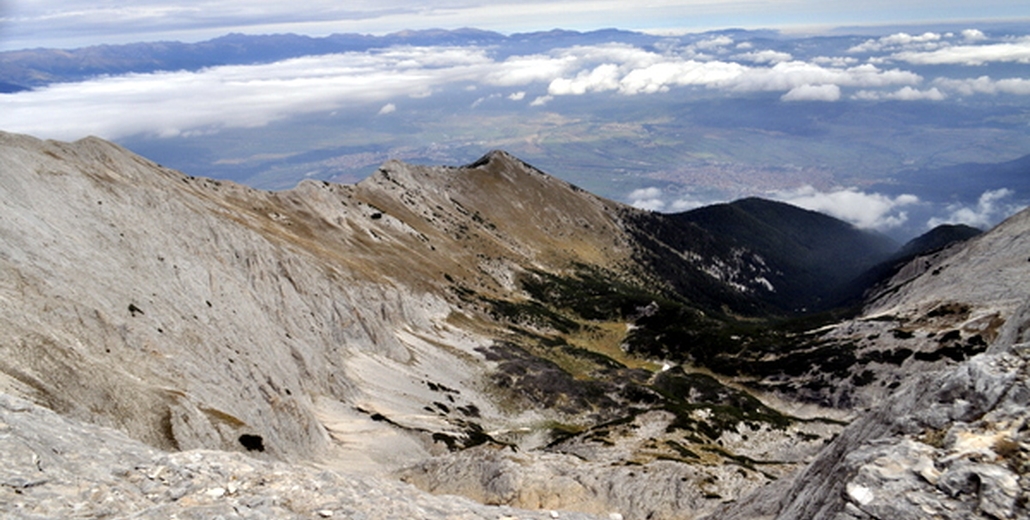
[0,131,848,518]
[2,130,1024,520]
[0,391,601,520]
[709,209,1030,520]
[675,197,899,312]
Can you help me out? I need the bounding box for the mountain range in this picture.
[1,131,1027,519]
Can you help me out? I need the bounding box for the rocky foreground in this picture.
[0,392,603,519]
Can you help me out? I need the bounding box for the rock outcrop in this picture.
[709,212,1030,520]
[0,392,602,519]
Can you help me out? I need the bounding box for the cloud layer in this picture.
[2,27,1030,142]
[927,188,1022,229]
[770,186,920,230]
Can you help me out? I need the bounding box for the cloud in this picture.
[811,56,858,67]
[927,188,1023,229]
[529,95,553,106]
[548,63,622,95]
[892,39,1030,65]
[847,32,944,53]
[614,60,746,94]
[2,34,1021,142]
[962,29,987,42]
[771,185,920,230]
[377,103,397,114]
[0,46,497,139]
[934,76,1030,96]
[694,35,733,51]
[670,197,708,212]
[852,86,946,101]
[484,52,580,86]
[628,187,666,211]
[540,48,920,98]
[732,50,793,64]
[781,84,840,101]
[721,61,920,94]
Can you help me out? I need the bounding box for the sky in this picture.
[1,0,1028,51]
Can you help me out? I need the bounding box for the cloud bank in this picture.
[628,187,666,211]
[927,188,1023,229]
[770,186,920,230]
[893,39,1030,65]
[2,28,1030,141]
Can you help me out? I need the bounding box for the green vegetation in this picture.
[485,265,861,390]
[653,369,792,437]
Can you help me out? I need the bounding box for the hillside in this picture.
[710,209,1030,520]
[1,131,1026,519]
[675,197,899,312]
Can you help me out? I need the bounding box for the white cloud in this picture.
[927,188,1023,229]
[0,46,496,140]
[529,95,553,106]
[670,197,708,212]
[484,53,579,86]
[617,60,746,94]
[548,63,622,95]
[722,62,920,94]
[542,50,919,99]
[962,29,987,42]
[852,86,945,101]
[695,35,733,50]
[771,185,920,230]
[732,50,793,64]
[377,103,397,114]
[4,35,1020,142]
[628,187,666,211]
[934,76,1030,96]
[892,39,1030,65]
[781,84,840,102]
[811,56,858,67]
[847,32,944,53]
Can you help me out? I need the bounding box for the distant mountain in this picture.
[892,223,982,260]
[837,223,983,308]
[672,197,899,312]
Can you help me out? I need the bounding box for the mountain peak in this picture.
[465,149,520,167]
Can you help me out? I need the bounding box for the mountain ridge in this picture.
[2,130,1027,519]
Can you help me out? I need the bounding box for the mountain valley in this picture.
[1,130,1028,519]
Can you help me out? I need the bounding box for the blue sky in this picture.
[1,0,1028,51]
